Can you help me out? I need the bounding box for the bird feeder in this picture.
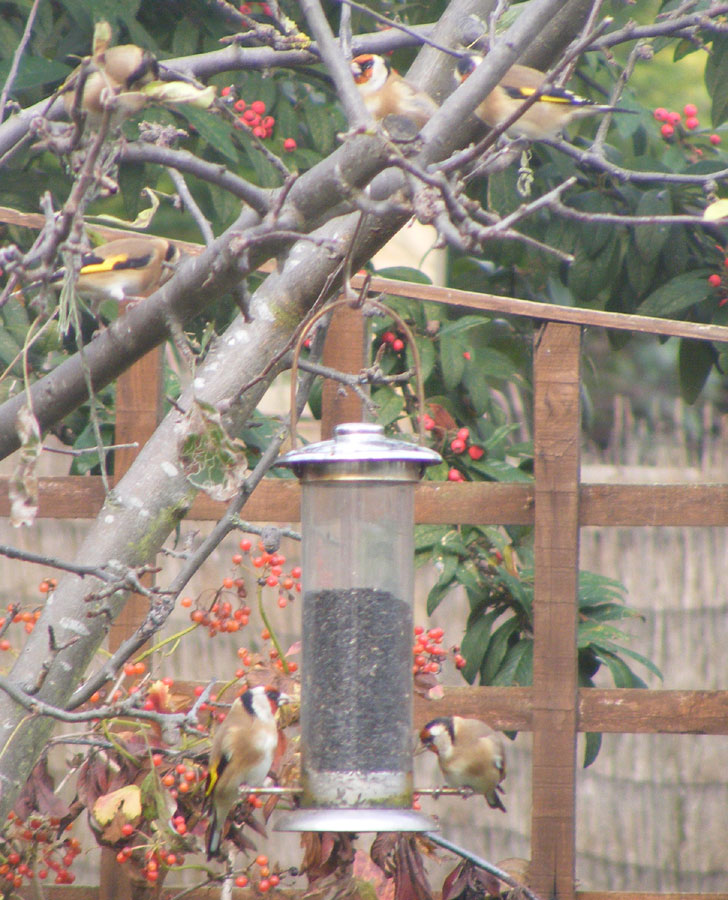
[275,422,441,832]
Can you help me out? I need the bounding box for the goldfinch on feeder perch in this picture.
[420,715,507,811]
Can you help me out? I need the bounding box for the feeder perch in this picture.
[275,423,441,832]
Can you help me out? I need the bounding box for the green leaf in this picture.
[439,335,466,391]
[0,57,71,92]
[437,316,490,338]
[372,386,404,427]
[582,732,602,768]
[492,638,532,686]
[304,102,335,154]
[460,609,500,684]
[480,616,519,685]
[637,271,711,317]
[414,525,450,552]
[678,338,715,404]
[634,190,672,262]
[706,35,728,125]
[177,106,239,164]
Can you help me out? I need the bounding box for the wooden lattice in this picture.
[1,278,727,900]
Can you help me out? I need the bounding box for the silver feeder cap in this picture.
[276,422,442,481]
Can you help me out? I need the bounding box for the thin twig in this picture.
[334,0,462,58]
[0,0,42,126]
[167,167,215,245]
[425,832,543,900]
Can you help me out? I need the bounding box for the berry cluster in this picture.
[380,330,406,353]
[239,1,272,14]
[1,815,80,888]
[220,87,297,150]
[0,600,43,652]
[115,841,184,884]
[234,853,282,892]
[654,104,721,146]
[412,624,466,675]
[183,539,301,650]
[421,423,486,483]
[707,254,728,307]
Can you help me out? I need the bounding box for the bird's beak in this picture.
[276,692,291,707]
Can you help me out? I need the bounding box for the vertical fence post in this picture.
[99,346,163,900]
[531,322,581,900]
[320,305,367,439]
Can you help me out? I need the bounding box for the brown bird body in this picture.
[351,54,438,128]
[457,54,634,140]
[420,715,507,811]
[58,237,180,305]
[204,685,287,859]
[62,43,158,128]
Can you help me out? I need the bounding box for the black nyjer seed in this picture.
[303,588,412,772]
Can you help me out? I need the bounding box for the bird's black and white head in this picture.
[455,53,482,85]
[420,716,455,755]
[351,54,390,95]
[241,684,289,721]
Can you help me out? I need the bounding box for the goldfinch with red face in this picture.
[351,53,438,129]
[62,43,158,129]
[456,53,634,140]
[204,685,288,859]
[420,715,507,811]
[59,237,180,305]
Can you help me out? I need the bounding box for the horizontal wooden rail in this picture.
[27,887,728,900]
[4,477,727,526]
[411,687,728,735]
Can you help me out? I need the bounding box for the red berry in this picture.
[685,116,699,130]
[121,823,134,837]
[283,138,297,151]
[251,100,266,115]
[709,273,722,287]
[653,107,668,121]
[392,338,404,352]
[710,133,722,145]
[234,99,246,112]
[447,468,464,482]
[266,575,278,587]
[684,103,698,117]
[180,596,192,607]
[291,566,302,579]
[468,445,485,460]
[382,331,395,344]
[253,125,267,138]
[462,351,471,360]
[240,538,252,552]
[660,123,674,139]
[270,874,280,887]
[667,111,681,124]
[450,438,466,454]
[422,414,434,431]
[236,875,249,887]
[256,855,269,867]
[456,427,469,442]
[259,879,271,892]
[221,86,233,98]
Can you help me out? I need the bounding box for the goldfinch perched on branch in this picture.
[351,53,438,129]
[456,53,634,140]
[58,237,181,306]
[62,43,159,129]
[204,685,289,859]
[420,715,507,811]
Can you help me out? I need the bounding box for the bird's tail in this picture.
[205,808,222,859]
[487,784,507,813]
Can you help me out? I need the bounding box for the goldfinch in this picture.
[456,54,634,140]
[204,685,288,859]
[62,43,158,129]
[351,53,438,129]
[58,237,180,305]
[420,715,507,811]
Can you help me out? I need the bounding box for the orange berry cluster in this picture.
[234,853,281,892]
[413,624,466,675]
[115,842,183,883]
[654,104,721,146]
[0,604,41,651]
[1,815,80,887]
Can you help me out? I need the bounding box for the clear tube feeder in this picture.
[275,423,441,832]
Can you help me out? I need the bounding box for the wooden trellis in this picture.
[1,276,728,900]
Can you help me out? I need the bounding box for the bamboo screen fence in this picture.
[1,276,727,900]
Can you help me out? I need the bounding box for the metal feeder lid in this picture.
[276,423,442,481]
